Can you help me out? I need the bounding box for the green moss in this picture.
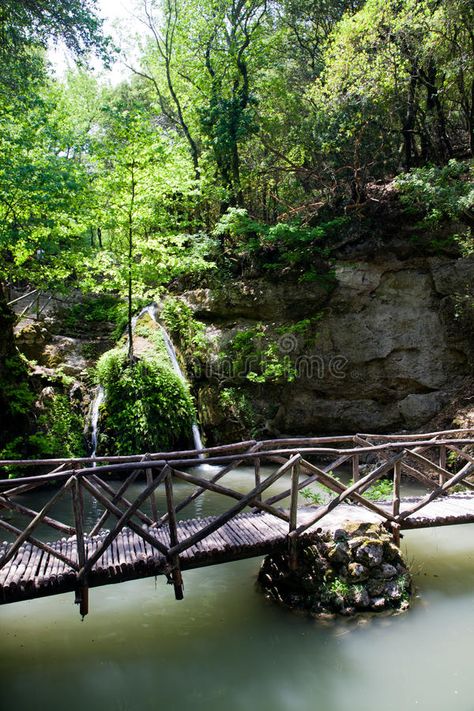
[96,347,196,455]
[60,294,127,335]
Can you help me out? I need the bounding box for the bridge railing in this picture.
[1,430,474,615]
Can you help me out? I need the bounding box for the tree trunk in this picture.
[402,68,419,170]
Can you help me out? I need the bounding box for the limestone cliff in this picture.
[183,252,474,439]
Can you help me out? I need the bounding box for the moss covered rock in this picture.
[258,523,411,618]
[95,345,196,455]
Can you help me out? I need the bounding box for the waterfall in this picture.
[90,385,105,461]
[89,303,204,457]
[147,307,205,457]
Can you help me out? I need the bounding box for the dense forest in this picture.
[0,0,473,467]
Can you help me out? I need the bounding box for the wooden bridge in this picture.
[1,429,474,617]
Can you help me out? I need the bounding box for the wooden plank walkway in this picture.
[3,493,474,605]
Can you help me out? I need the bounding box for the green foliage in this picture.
[395,160,474,228]
[218,387,256,433]
[224,323,297,384]
[301,488,324,505]
[60,295,126,336]
[320,576,351,603]
[96,347,196,455]
[28,393,85,458]
[212,208,341,280]
[364,478,393,501]
[1,355,35,416]
[161,297,207,362]
[0,391,85,476]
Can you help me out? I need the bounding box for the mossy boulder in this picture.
[95,345,196,455]
[258,523,412,618]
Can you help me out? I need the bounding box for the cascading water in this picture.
[89,303,205,457]
[90,385,105,461]
[146,306,205,456]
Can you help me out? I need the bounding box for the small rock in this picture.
[380,563,398,579]
[384,581,403,601]
[348,536,368,551]
[371,596,387,610]
[350,587,370,608]
[333,528,348,542]
[367,579,385,596]
[327,541,350,565]
[384,541,402,561]
[355,540,384,567]
[347,562,369,582]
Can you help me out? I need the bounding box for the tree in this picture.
[312,0,474,179]
[0,80,92,289]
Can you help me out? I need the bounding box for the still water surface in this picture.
[1,465,474,711]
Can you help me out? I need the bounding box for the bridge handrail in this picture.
[1,437,474,490]
[0,428,472,470]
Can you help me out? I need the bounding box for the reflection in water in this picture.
[1,468,474,711]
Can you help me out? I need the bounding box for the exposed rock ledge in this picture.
[184,254,474,437]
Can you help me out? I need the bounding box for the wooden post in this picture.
[146,468,159,524]
[439,445,447,486]
[352,453,360,483]
[392,460,401,547]
[72,474,89,618]
[254,457,261,502]
[288,461,300,570]
[164,469,184,600]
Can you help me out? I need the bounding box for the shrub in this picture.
[96,347,196,454]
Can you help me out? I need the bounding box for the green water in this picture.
[1,467,474,711]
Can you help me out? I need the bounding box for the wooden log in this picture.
[72,477,86,572]
[439,445,447,486]
[89,472,153,530]
[357,428,474,441]
[289,453,404,538]
[288,462,300,570]
[0,440,259,470]
[254,457,261,503]
[264,453,353,506]
[392,461,401,546]
[153,442,263,527]
[78,468,170,578]
[169,454,301,557]
[407,449,456,484]
[164,470,184,600]
[352,453,360,483]
[0,477,75,570]
[355,433,445,492]
[0,495,75,535]
[72,476,89,617]
[171,468,289,522]
[294,458,397,523]
[400,462,440,491]
[397,460,474,522]
[88,469,141,536]
[146,468,159,524]
[7,439,474,488]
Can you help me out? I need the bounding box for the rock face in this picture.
[258,523,411,617]
[184,253,474,437]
